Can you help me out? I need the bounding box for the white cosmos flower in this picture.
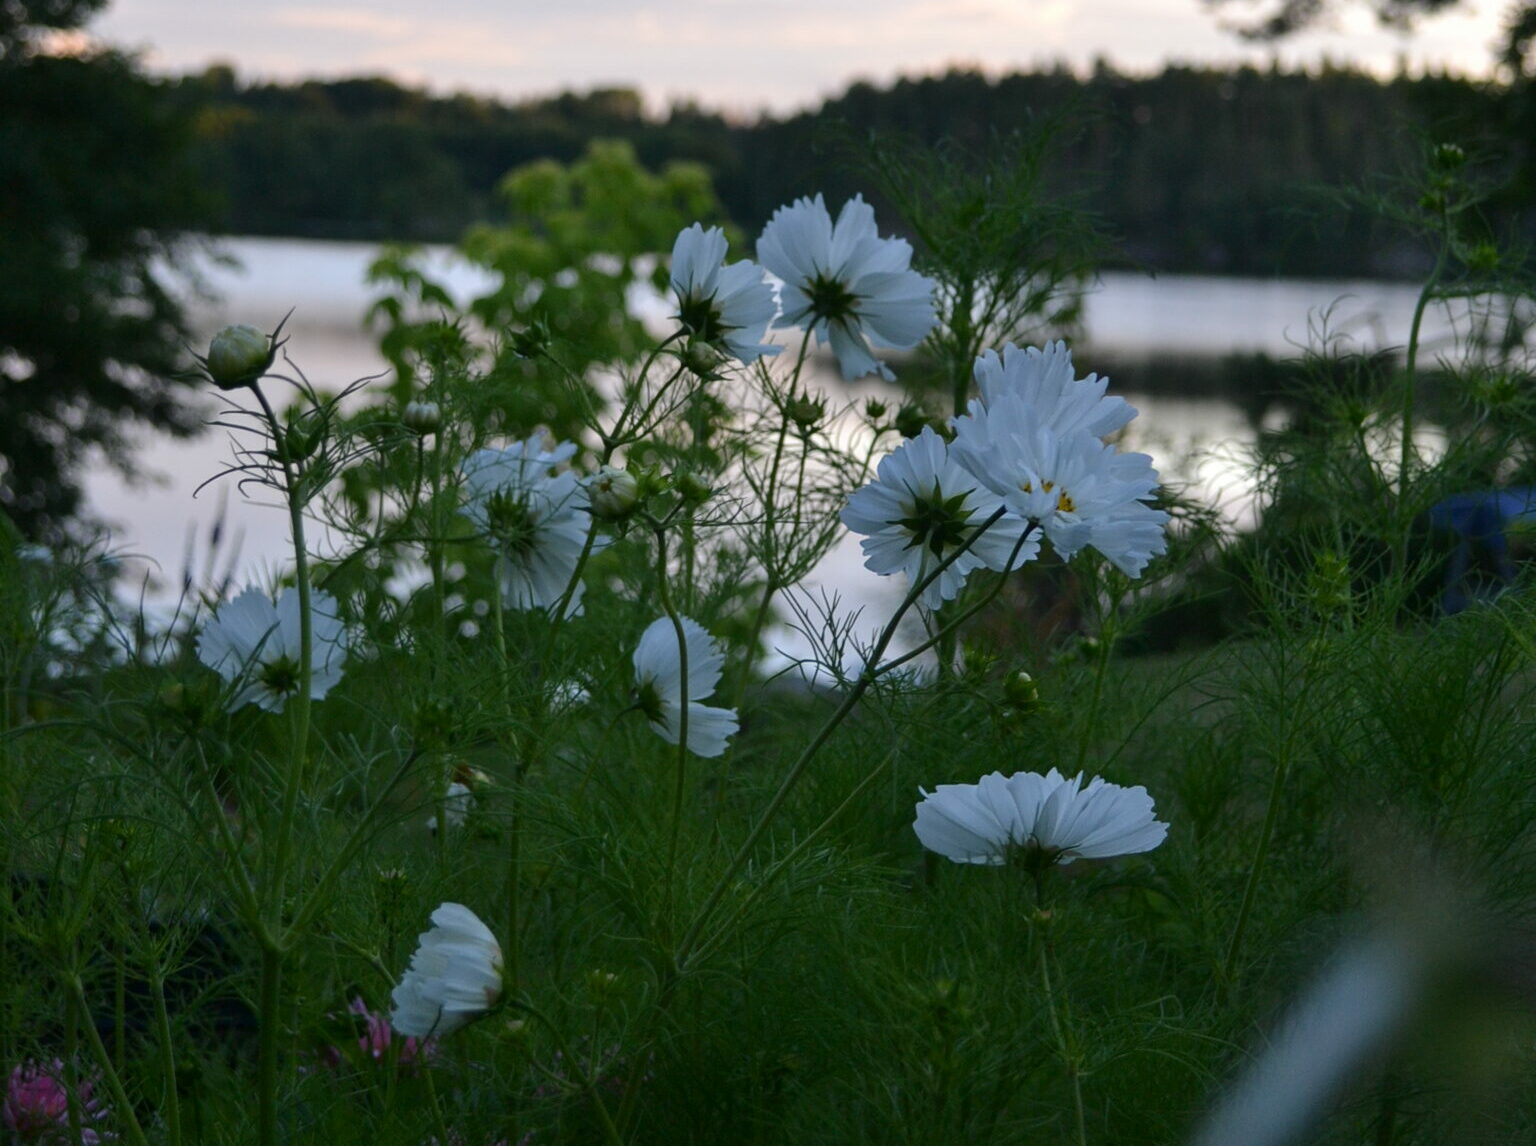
[426,782,473,834]
[196,585,347,713]
[390,903,504,1038]
[840,426,1037,610]
[914,768,1168,867]
[951,387,1168,577]
[632,615,739,758]
[970,341,1136,437]
[461,435,601,613]
[671,223,780,364]
[756,193,936,381]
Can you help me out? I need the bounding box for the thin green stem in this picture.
[654,528,692,929]
[1034,918,1088,1146]
[67,975,151,1146]
[1222,743,1292,987]
[507,997,625,1146]
[148,968,183,1146]
[676,506,1011,964]
[256,947,282,1146]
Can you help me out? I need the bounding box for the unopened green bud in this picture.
[785,396,826,435]
[1002,669,1039,711]
[282,421,320,463]
[864,398,889,421]
[1466,243,1499,275]
[510,320,550,359]
[1308,549,1352,616]
[894,402,929,440]
[586,465,640,520]
[205,324,275,390]
[671,470,712,505]
[402,400,442,436]
[682,341,724,379]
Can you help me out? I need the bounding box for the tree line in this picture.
[171,60,1519,278]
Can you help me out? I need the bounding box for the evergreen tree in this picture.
[0,0,213,540]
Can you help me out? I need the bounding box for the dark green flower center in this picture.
[677,292,726,344]
[893,483,977,558]
[485,492,538,557]
[806,273,858,322]
[635,679,664,721]
[259,655,301,697]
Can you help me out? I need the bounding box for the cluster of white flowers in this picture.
[669,195,935,382]
[842,340,1169,605]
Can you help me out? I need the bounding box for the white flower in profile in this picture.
[461,434,599,613]
[390,903,504,1038]
[196,585,348,713]
[632,615,739,758]
[671,223,780,364]
[756,193,936,381]
[840,426,1037,610]
[951,401,1168,577]
[913,768,1168,868]
[969,341,1136,438]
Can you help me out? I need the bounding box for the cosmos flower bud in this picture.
[205,323,275,390]
[402,400,443,436]
[670,470,712,506]
[785,396,826,435]
[1002,669,1039,712]
[586,466,640,521]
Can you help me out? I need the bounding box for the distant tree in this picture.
[0,0,213,540]
[1202,0,1461,40]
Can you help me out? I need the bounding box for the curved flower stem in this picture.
[1395,230,1446,580]
[506,997,625,1146]
[734,333,814,708]
[873,525,1038,680]
[67,974,151,1146]
[1072,594,1117,777]
[249,380,315,1146]
[488,587,527,998]
[675,506,1012,965]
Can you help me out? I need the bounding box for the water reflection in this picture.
[91,237,1465,645]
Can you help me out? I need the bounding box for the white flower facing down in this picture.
[196,585,347,713]
[840,426,1037,610]
[671,223,780,364]
[756,193,936,381]
[390,903,504,1038]
[970,341,1136,438]
[461,435,600,613]
[632,616,739,758]
[914,768,1168,867]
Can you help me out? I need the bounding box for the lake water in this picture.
[81,236,1474,656]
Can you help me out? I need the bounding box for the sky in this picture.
[91,0,1509,117]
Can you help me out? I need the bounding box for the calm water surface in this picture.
[83,237,1471,656]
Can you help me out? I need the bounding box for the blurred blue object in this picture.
[1426,486,1536,613]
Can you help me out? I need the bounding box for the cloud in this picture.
[270,8,416,38]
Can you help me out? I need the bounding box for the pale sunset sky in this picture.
[92,0,1508,116]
